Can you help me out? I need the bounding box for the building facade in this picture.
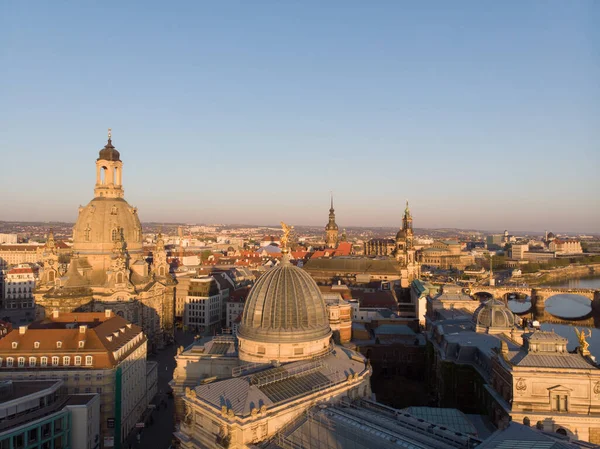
[2,265,35,310]
[0,311,151,448]
[184,277,222,332]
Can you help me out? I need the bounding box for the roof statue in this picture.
[280,221,293,251]
[405,199,410,215]
[575,327,591,355]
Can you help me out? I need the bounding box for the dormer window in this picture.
[107,336,113,342]
[11,342,18,349]
[34,341,40,349]
[56,341,62,349]
[79,341,85,349]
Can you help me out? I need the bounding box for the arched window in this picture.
[63,356,70,366]
[159,266,165,276]
[84,225,91,241]
[18,357,25,367]
[52,356,59,366]
[100,166,107,184]
[29,357,36,367]
[85,356,93,366]
[116,273,124,284]
[6,358,14,367]
[74,356,82,366]
[41,357,48,367]
[48,271,55,282]
[112,228,118,241]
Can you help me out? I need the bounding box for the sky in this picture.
[1,1,599,233]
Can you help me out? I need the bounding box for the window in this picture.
[63,356,70,366]
[552,394,569,412]
[18,357,25,367]
[6,358,13,367]
[52,356,59,366]
[78,341,85,348]
[56,341,62,349]
[29,357,36,367]
[34,341,40,349]
[11,342,18,349]
[41,357,48,367]
[74,356,81,366]
[85,356,93,366]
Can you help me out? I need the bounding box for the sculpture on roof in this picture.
[280,221,293,251]
[575,327,591,355]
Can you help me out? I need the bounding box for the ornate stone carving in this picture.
[516,378,527,392]
[594,382,600,395]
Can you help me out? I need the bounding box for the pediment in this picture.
[547,385,573,392]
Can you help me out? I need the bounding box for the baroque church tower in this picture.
[395,201,420,286]
[324,195,339,249]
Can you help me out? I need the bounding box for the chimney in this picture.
[105,309,112,318]
[52,310,59,319]
[19,326,27,335]
[79,325,87,334]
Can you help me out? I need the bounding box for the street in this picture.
[125,330,196,449]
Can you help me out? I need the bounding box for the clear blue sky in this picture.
[1,1,598,233]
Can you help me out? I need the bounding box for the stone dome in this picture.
[237,254,332,362]
[396,229,406,240]
[72,197,143,271]
[473,299,515,330]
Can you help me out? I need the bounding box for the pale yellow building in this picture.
[172,243,372,449]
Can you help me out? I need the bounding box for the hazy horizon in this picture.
[1,2,598,233]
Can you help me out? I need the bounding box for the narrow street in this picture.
[124,330,195,449]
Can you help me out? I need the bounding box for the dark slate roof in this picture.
[98,139,121,162]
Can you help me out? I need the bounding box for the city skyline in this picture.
[1,1,599,232]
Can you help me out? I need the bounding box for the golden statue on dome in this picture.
[280,221,293,250]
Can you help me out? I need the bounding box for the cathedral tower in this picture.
[324,195,339,249]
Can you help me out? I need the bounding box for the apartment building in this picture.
[0,311,152,448]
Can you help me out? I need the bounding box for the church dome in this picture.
[473,299,515,330]
[72,199,143,271]
[98,139,121,162]
[396,229,406,240]
[237,255,332,362]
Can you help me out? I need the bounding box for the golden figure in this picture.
[575,327,592,355]
[280,221,293,250]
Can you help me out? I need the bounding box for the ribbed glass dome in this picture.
[473,299,515,329]
[238,256,331,344]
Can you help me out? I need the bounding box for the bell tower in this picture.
[95,129,124,199]
[325,194,339,249]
